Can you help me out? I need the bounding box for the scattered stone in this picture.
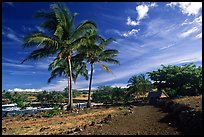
[2,127,7,132]
[83,124,87,130]
[58,122,64,124]
[97,124,102,129]
[90,121,95,126]
[40,127,50,132]
[23,126,31,128]
[74,127,83,132]
[107,114,112,119]
[24,118,29,121]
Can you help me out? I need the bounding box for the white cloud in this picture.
[106,28,140,37]
[121,29,140,37]
[110,83,128,88]
[180,27,199,38]
[136,4,149,21]
[195,32,202,39]
[167,2,202,16]
[149,2,158,8]
[126,16,140,26]
[8,88,43,92]
[180,15,202,39]
[126,3,157,27]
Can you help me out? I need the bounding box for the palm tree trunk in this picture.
[67,56,73,110]
[87,63,94,108]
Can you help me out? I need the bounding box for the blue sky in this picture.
[2,2,202,91]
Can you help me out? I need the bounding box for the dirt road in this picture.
[77,105,181,135]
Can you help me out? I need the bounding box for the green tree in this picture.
[147,63,202,97]
[21,3,96,110]
[92,86,113,104]
[127,74,152,100]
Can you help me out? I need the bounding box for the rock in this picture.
[74,127,83,132]
[2,127,7,132]
[107,114,112,119]
[83,124,88,130]
[24,118,29,121]
[58,122,64,124]
[89,121,95,126]
[40,127,50,132]
[97,124,102,129]
[24,126,31,128]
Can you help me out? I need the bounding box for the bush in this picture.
[42,107,61,117]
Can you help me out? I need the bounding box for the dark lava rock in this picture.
[74,127,83,132]
[89,121,95,126]
[40,127,50,132]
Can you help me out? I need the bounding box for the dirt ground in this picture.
[2,95,202,135]
[76,105,180,135]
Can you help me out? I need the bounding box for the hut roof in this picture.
[147,90,169,99]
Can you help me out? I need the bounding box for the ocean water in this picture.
[2,104,53,117]
[2,102,103,117]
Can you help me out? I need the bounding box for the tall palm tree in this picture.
[78,30,119,108]
[21,3,96,110]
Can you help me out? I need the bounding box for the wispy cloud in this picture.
[106,28,140,37]
[36,26,45,33]
[122,29,140,37]
[3,63,33,68]
[159,43,175,50]
[126,16,140,26]
[195,32,202,39]
[2,26,22,43]
[166,2,202,16]
[2,57,34,68]
[179,15,202,39]
[180,27,199,38]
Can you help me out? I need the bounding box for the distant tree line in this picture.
[3,63,202,107]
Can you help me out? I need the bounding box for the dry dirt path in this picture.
[76,105,181,135]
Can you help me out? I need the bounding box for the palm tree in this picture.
[78,30,119,108]
[127,74,152,100]
[21,3,96,110]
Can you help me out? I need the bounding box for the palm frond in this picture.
[99,63,111,73]
[54,24,64,40]
[72,20,97,38]
[21,48,53,64]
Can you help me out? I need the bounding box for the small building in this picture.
[147,90,169,103]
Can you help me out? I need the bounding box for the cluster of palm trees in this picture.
[21,3,119,110]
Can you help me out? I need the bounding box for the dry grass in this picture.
[2,106,126,135]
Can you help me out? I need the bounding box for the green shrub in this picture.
[42,107,61,117]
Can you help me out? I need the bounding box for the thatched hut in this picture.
[147,90,169,103]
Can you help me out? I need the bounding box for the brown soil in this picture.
[76,105,180,135]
